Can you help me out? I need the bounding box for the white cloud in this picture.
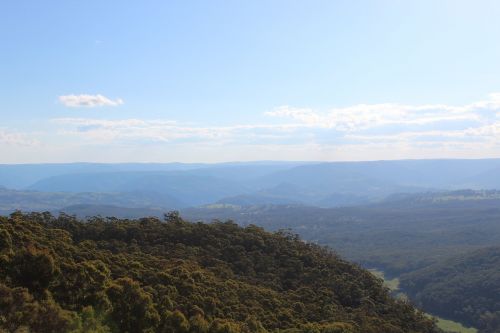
[59,94,124,107]
[265,93,500,132]
[265,106,322,126]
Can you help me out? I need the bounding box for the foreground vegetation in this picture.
[0,211,439,333]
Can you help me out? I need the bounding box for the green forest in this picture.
[183,192,500,277]
[400,247,500,333]
[182,193,500,332]
[0,211,439,333]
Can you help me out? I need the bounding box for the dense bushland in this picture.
[0,211,439,333]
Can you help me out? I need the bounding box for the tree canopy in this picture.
[0,211,439,333]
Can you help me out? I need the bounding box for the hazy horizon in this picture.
[3,156,500,166]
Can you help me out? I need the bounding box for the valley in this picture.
[2,160,500,332]
[369,269,478,333]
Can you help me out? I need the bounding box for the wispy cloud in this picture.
[0,129,39,146]
[46,93,500,160]
[59,94,124,108]
[51,118,301,144]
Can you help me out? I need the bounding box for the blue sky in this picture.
[1,0,500,163]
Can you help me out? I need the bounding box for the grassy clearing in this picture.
[368,268,400,291]
[431,316,477,333]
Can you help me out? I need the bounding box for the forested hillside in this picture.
[183,192,500,332]
[184,191,500,276]
[0,212,439,333]
[400,247,500,333]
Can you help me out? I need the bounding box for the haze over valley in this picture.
[2,159,500,215]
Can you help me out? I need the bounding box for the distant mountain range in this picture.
[0,187,179,216]
[1,159,500,212]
